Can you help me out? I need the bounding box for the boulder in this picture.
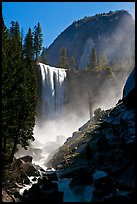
[20,162,40,177]
[43,171,58,181]
[92,176,116,202]
[69,167,93,188]
[22,183,43,202]
[20,172,30,185]
[19,155,33,163]
[2,190,15,202]
[10,157,40,187]
[42,178,58,192]
[122,68,135,108]
[21,178,63,202]
[40,190,64,203]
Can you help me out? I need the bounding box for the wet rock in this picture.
[21,176,63,202]
[34,164,46,174]
[40,190,64,203]
[20,162,40,177]
[20,172,30,185]
[19,155,33,163]
[97,136,110,152]
[43,171,58,181]
[122,68,135,108]
[92,176,116,202]
[69,167,93,187]
[41,176,58,191]
[32,177,37,182]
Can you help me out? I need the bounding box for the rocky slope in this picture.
[45,10,135,69]
[45,67,135,201]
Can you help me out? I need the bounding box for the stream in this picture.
[19,157,95,202]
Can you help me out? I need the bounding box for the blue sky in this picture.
[2,2,135,48]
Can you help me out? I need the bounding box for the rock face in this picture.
[122,67,136,108]
[46,68,135,201]
[45,10,135,69]
[10,156,41,184]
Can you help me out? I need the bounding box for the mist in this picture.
[33,108,89,145]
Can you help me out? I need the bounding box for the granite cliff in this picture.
[45,10,135,69]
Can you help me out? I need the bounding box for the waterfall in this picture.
[33,62,88,145]
[39,63,67,121]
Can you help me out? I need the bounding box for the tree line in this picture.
[2,18,43,179]
[57,46,134,75]
[57,46,113,74]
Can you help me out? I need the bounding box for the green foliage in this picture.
[23,27,34,61]
[86,48,118,81]
[93,108,106,121]
[2,165,10,181]
[33,22,43,60]
[2,18,38,178]
[58,47,68,68]
[69,56,76,70]
[87,47,98,70]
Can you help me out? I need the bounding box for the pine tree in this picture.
[2,20,25,163]
[2,19,37,169]
[2,18,11,164]
[87,47,98,70]
[23,27,34,61]
[69,56,76,70]
[33,22,43,60]
[58,47,68,68]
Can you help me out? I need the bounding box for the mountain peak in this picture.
[45,10,134,69]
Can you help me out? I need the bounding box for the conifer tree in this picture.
[2,20,25,163]
[23,27,34,61]
[2,19,37,168]
[2,18,11,163]
[69,56,76,70]
[87,47,98,70]
[33,22,43,60]
[58,47,68,68]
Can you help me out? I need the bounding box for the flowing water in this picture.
[39,63,67,121]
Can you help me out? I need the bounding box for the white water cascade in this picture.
[33,62,88,145]
[39,63,67,121]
